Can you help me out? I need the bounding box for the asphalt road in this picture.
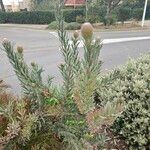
[0,27,150,94]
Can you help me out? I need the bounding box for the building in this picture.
[12,2,19,12]
[5,3,19,12]
[21,0,31,10]
[65,0,86,7]
[4,5,12,12]
[4,0,31,12]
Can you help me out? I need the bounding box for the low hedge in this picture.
[0,9,85,24]
[65,22,81,30]
[47,21,68,30]
[97,54,150,149]
[0,11,55,24]
[63,9,85,23]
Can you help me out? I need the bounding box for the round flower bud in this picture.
[95,37,101,43]
[73,30,79,39]
[81,22,93,40]
[31,62,36,67]
[2,38,8,43]
[2,38,10,45]
[17,46,23,54]
[31,83,36,87]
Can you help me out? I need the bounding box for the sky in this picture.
[3,0,23,5]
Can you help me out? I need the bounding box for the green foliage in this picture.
[87,15,100,24]
[132,8,143,21]
[0,12,5,23]
[0,1,127,149]
[0,11,55,24]
[63,9,85,23]
[88,4,107,23]
[117,7,131,23]
[31,0,56,11]
[65,22,81,30]
[0,9,84,24]
[103,15,117,26]
[47,21,68,30]
[76,15,85,24]
[97,54,150,149]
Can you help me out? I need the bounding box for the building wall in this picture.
[21,0,31,10]
[5,5,12,12]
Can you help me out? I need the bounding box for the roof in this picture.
[65,0,85,6]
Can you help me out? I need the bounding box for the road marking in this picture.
[49,32,58,38]
[103,36,150,44]
[77,36,150,47]
[49,32,150,47]
[1,34,150,55]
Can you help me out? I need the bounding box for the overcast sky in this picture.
[3,0,23,5]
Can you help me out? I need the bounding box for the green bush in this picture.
[97,54,150,149]
[63,9,85,23]
[76,15,85,23]
[102,15,117,26]
[47,21,68,30]
[146,4,150,19]
[0,11,55,24]
[132,8,143,21]
[88,5,107,23]
[48,21,81,30]
[117,7,131,23]
[0,9,85,24]
[65,22,81,30]
[87,15,99,24]
[0,12,6,23]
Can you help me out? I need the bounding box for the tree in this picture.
[117,7,131,24]
[102,0,126,16]
[30,0,56,11]
[0,0,5,12]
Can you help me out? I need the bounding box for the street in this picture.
[0,27,150,94]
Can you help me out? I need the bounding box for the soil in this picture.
[93,21,150,32]
[100,125,129,150]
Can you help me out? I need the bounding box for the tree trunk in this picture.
[0,0,5,12]
[106,1,112,17]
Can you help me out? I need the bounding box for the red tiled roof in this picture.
[65,0,85,6]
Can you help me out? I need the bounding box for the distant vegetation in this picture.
[0,0,150,25]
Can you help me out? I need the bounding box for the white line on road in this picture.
[103,36,150,44]
[1,34,150,55]
[49,32,150,47]
[49,32,58,38]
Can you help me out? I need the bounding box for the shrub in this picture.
[87,15,99,24]
[88,5,107,23]
[47,21,68,30]
[0,11,55,24]
[102,15,117,26]
[146,4,150,19]
[132,8,143,21]
[0,2,124,148]
[117,7,131,24]
[0,9,85,24]
[0,12,6,23]
[65,22,81,30]
[76,15,85,23]
[63,9,85,23]
[97,54,150,149]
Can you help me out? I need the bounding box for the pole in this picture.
[85,0,88,21]
[142,0,148,27]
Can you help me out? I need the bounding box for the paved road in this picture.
[0,27,150,94]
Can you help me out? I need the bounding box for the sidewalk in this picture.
[0,24,47,30]
[0,20,150,31]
